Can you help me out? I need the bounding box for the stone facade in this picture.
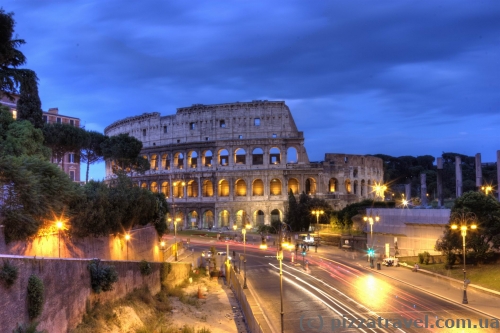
[104,101,384,229]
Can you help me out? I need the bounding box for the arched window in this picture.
[253,210,265,225]
[305,178,316,195]
[161,154,170,170]
[161,181,169,197]
[354,180,358,195]
[288,178,299,194]
[150,181,158,193]
[187,179,198,197]
[329,178,338,192]
[174,181,185,198]
[202,210,214,229]
[353,168,358,178]
[234,148,246,164]
[219,210,230,227]
[202,180,214,197]
[252,148,263,165]
[141,182,147,189]
[269,147,281,165]
[286,147,298,163]
[361,179,365,196]
[150,154,158,170]
[252,179,264,196]
[345,179,352,194]
[187,151,198,168]
[271,209,281,223]
[174,152,184,169]
[203,150,213,167]
[218,149,229,166]
[188,211,198,229]
[270,178,282,195]
[235,179,247,196]
[219,179,229,196]
[235,210,249,228]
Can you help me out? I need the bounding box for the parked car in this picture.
[217,251,227,256]
[201,250,212,258]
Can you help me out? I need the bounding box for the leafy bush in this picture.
[0,260,18,287]
[27,274,44,320]
[139,260,153,276]
[418,253,424,264]
[423,251,431,265]
[88,259,119,293]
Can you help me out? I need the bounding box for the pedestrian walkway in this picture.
[310,245,500,319]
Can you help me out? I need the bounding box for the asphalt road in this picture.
[189,240,499,333]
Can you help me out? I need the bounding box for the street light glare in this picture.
[125,234,130,241]
[56,221,63,229]
[451,225,458,229]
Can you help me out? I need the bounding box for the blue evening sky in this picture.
[5,1,500,181]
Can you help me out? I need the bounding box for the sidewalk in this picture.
[310,245,500,319]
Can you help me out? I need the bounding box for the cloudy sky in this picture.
[5,1,500,180]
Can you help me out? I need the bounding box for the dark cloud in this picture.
[5,0,500,179]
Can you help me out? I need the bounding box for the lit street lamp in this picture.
[481,185,493,195]
[125,233,131,260]
[174,217,180,261]
[363,210,380,268]
[160,241,165,262]
[56,220,63,258]
[451,212,477,304]
[311,209,324,239]
[242,227,248,289]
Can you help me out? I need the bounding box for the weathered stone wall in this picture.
[162,262,192,289]
[0,226,162,262]
[0,256,161,333]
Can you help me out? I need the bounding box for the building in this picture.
[104,101,384,229]
[0,94,81,182]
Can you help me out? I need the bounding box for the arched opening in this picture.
[141,182,147,189]
[173,181,185,198]
[234,148,246,164]
[161,181,169,197]
[187,151,198,169]
[329,178,338,192]
[353,168,358,178]
[269,147,281,165]
[361,180,365,196]
[150,154,158,170]
[161,154,170,170]
[305,178,316,195]
[235,179,247,196]
[150,181,158,193]
[252,179,264,196]
[235,210,249,228]
[218,149,229,166]
[219,210,230,228]
[188,211,198,229]
[202,210,214,229]
[203,150,213,167]
[187,179,198,197]
[288,178,299,194]
[218,179,229,197]
[345,179,352,194]
[354,180,358,195]
[174,152,184,169]
[202,179,214,197]
[286,147,298,163]
[270,178,282,195]
[253,210,265,226]
[168,211,184,228]
[270,209,281,223]
[252,148,263,165]
[367,179,372,198]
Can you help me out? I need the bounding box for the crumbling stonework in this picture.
[104,101,384,228]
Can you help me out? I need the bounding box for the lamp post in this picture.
[125,233,130,260]
[450,212,477,304]
[56,221,63,258]
[242,227,247,288]
[311,210,324,240]
[174,217,180,261]
[481,185,492,195]
[363,210,380,268]
[160,241,165,262]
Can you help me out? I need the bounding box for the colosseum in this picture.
[104,101,384,229]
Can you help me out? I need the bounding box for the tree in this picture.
[284,189,299,231]
[435,227,461,269]
[16,74,43,128]
[42,123,86,169]
[80,131,107,183]
[101,133,150,174]
[1,119,50,159]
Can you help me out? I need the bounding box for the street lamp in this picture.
[56,220,63,258]
[481,185,493,195]
[451,212,477,304]
[242,228,247,289]
[311,209,324,239]
[363,210,380,268]
[174,217,180,261]
[160,241,165,262]
[125,233,131,260]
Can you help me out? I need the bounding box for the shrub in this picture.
[27,274,44,320]
[418,253,424,264]
[0,260,18,287]
[423,251,431,265]
[139,260,153,276]
[88,259,119,294]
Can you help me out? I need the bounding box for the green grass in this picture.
[398,258,500,292]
